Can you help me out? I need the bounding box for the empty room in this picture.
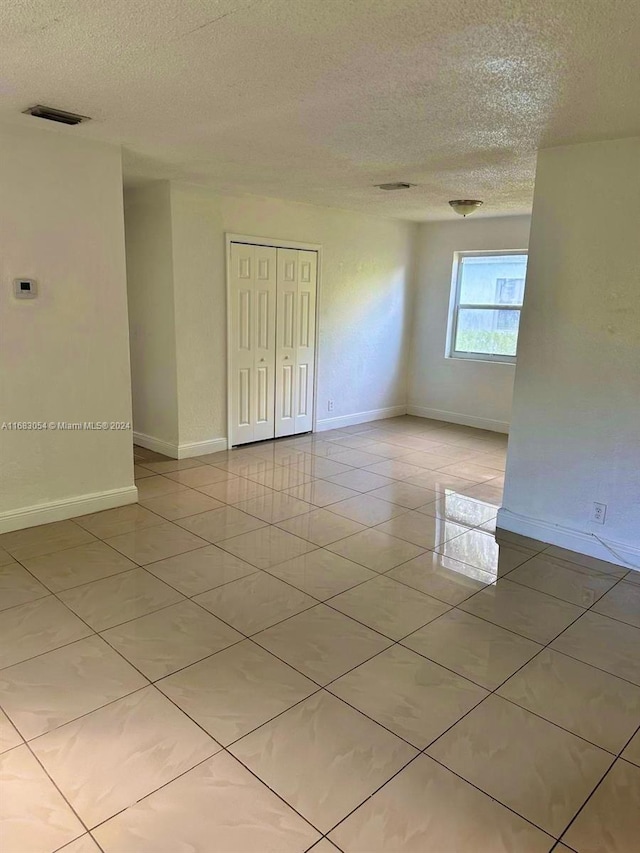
[1,1,639,851]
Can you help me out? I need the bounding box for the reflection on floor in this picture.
[1,416,639,852]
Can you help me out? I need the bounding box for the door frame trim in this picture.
[225,233,323,448]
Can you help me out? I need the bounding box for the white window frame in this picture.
[447,250,527,364]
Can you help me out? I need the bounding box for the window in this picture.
[448,251,528,362]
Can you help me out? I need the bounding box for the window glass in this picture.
[450,252,528,362]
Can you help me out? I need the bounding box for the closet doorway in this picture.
[226,235,321,447]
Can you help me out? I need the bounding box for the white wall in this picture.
[124,183,179,447]
[125,182,417,453]
[0,123,135,531]
[499,137,640,565]
[408,215,531,432]
[168,186,225,447]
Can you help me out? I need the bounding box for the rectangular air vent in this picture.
[23,105,91,126]
[375,182,414,191]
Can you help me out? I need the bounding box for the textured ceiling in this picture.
[1,0,639,220]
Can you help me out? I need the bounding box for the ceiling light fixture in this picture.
[375,182,414,191]
[449,199,483,217]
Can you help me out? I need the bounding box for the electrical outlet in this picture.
[591,502,607,524]
[327,400,334,412]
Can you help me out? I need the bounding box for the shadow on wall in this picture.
[320,265,409,415]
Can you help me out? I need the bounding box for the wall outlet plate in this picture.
[591,502,607,524]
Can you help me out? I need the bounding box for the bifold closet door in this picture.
[275,249,317,437]
[229,243,277,445]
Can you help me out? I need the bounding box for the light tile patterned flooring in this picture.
[1,416,639,852]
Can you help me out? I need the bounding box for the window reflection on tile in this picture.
[419,490,498,529]
[437,527,538,576]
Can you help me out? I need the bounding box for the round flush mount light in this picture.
[449,199,483,217]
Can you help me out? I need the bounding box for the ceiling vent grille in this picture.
[23,105,91,126]
[375,182,414,191]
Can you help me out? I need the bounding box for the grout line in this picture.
[0,630,100,674]
[145,563,263,598]
[220,746,326,836]
[320,745,555,846]
[70,693,327,842]
[85,749,228,834]
[1,534,105,564]
[0,561,184,665]
[538,646,640,689]
[554,719,640,847]
[23,739,92,837]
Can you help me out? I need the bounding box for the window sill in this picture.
[446,354,517,366]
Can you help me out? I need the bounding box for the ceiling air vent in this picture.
[23,105,91,126]
[375,182,414,191]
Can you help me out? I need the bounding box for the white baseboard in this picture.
[407,404,509,434]
[133,432,228,460]
[497,508,640,570]
[315,405,407,432]
[0,485,139,535]
[178,437,228,458]
[133,431,179,458]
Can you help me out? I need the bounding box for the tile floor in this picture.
[1,415,639,852]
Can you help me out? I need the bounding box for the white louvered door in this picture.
[230,242,317,446]
[229,243,277,445]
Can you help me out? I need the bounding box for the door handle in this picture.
[284,355,290,360]
[259,358,265,363]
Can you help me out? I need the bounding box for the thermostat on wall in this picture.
[14,279,37,298]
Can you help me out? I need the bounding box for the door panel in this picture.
[238,368,251,426]
[298,290,311,347]
[283,259,296,281]
[230,243,277,445]
[256,365,269,424]
[238,256,251,279]
[257,258,270,280]
[256,291,268,348]
[275,248,298,437]
[282,291,295,348]
[294,250,317,433]
[297,363,309,417]
[238,289,251,350]
[281,363,294,419]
